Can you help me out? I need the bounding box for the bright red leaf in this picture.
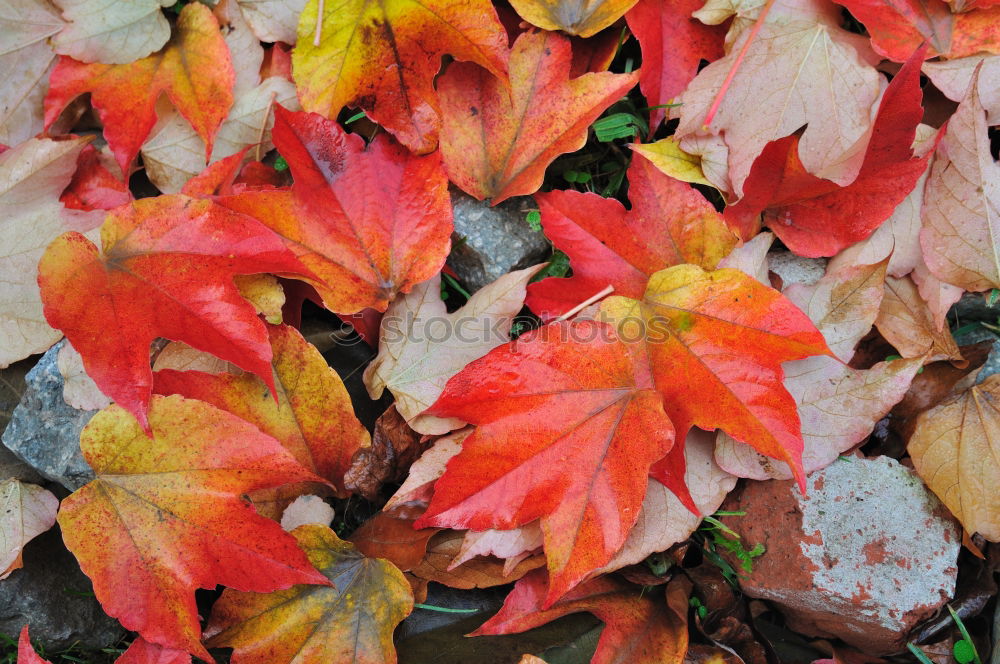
[38,194,311,429]
[723,46,932,257]
[526,152,736,321]
[43,3,234,176]
[115,638,191,664]
[414,320,675,605]
[57,395,331,660]
[217,106,452,313]
[17,626,50,664]
[59,145,131,211]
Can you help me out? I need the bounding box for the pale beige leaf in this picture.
[384,429,469,509]
[717,231,773,285]
[218,0,266,95]
[923,55,1000,126]
[152,341,243,374]
[237,0,305,43]
[920,72,1000,292]
[51,0,173,64]
[452,524,544,575]
[675,6,880,197]
[912,259,964,333]
[829,124,938,279]
[364,265,543,435]
[784,260,887,362]
[57,341,111,410]
[280,495,334,531]
[142,77,297,193]
[0,136,99,368]
[876,275,963,363]
[908,374,1000,540]
[0,0,63,145]
[0,479,58,579]
[716,356,922,480]
[593,429,736,576]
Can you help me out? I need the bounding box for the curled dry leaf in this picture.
[908,373,1000,541]
[206,524,413,664]
[875,275,964,364]
[0,135,98,368]
[920,68,1000,293]
[280,495,335,532]
[365,265,542,434]
[923,55,1000,125]
[57,341,111,411]
[384,428,470,509]
[57,395,331,660]
[453,525,544,575]
[410,530,546,589]
[631,138,714,188]
[344,404,426,500]
[0,479,58,579]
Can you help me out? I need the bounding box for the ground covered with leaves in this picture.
[1,0,1000,662]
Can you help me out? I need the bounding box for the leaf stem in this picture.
[553,285,614,322]
[703,0,778,128]
[313,0,325,46]
[413,603,479,613]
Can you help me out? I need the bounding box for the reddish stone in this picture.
[721,456,959,654]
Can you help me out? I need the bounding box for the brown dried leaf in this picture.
[344,405,427,500]
[875,276,964,364]
[411,530,546,589]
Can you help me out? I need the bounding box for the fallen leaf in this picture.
[292,0,508,153]
[674,3,880,197]
[875,275,964,363]
[151,342,243,374]
[0,0,61,145]
[0,135,98,368]
[410,529,546,588]
[833,0,1000,60]
[237,0,306,43]
[920,68,1000,292]
[59,144,131,211]
[115,637,191,664]
[631,138,713,188]
[625,0,725,128]
[349,504,440,572]
[57,341,111,411]
[453,525,544,574]
[205,524,413,664]
[0,479,58,579]
[219,106,453,313]
[593,429,737,576]
[598,264,831,489]
[437,30,639,203]
[44,3,235,175]
[923,54,1000,125]
[526,152,736,321]
[911,260,964,332]
[57,395,331,659]
[154,323,370,495]
[474,570,690,664]
[384,429,470,509]
[908,374,1000,540]
[783,260,888,362]
[722,46,931,257]
[280,495,335,531]
[414,320,676,605]
[507,0,639,36]
[716,231,774,285]
[17,626,51,664]
[344,405,426,500]
[715,356,923,480]
[38,194,311,429]
[51,0,172,64]
[365,265,542,434]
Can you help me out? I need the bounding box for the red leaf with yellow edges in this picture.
[57,395,331,661]
[723,46,932,257]
[413,320,675,605]
[37,194,312,429]
[154,323,371,495]
[598,265,832,490]
[292,0,509,153]
[437,30,639,203]
[205,524,413,664]
[474,570,690,664]
[217,107,452,313]
[43,3,234,176]
[526,152,736,321]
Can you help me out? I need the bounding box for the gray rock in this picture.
[0,526,122,650]
[950,291,1000,324]
[768,250,827,288]
[1,342,95,491]
[722,456,960,654]
[448,191,550,293]
[976,339,1000,384]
